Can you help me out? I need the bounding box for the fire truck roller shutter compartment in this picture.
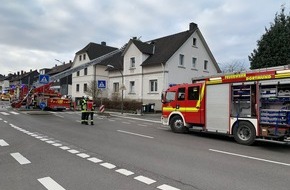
[206,84,230,133]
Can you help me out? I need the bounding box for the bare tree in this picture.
[85,80,101,102]
[219,60,249,73]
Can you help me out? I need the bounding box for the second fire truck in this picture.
[161,65,290,145]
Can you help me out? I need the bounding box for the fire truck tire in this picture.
[170,115,188,133]
[233,121,256,145]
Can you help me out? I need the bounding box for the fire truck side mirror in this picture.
[161,93,166,103]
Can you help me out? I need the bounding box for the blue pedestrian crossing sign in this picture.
[97,80,106,89]
[39,75,50,84]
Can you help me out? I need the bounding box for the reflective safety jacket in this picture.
[80,99,87,111]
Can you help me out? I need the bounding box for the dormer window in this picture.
[130,57,135,68]
[83,54,86,60]
[79,55,82,61]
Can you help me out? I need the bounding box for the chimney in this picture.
[101,41,106,46]
[189,22,198,31]
[21,70,23,75]
[132,37,137,40]
[69,60,72,63]
[30,69,32,72]
[17,71,20,76]
[55,64,57,67]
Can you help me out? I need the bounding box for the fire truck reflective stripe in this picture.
[275,73,290,78]
[162,107,199,112]
[196,83,205,108]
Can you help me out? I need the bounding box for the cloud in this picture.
[0,0,287,75]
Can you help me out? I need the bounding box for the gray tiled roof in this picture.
[47,62,73,75]
[76,42,118,60]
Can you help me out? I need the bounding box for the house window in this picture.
[84,83,87,92]
[130,57,135,68]
[113,82,119,93]
[193,38,197,46]
[79,55,82,61]
[77,71,80,76]
[76,84,79,92]
[150,80,158,92]
[179,54,184,66]
[192,57,197,68]
[84,68,88,75]
[83,54,86,60]
[204,60,208,70]
[130,81,135,93]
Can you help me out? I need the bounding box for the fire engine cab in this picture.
[161,65,290,145]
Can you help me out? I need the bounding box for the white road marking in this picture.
[46,141,55,144]
[68,149,79,154]
[0,118,2,120]
[100,162,116,169]
[117,130,154,139]
[0,112,9,115]
[87,157,103,163]
[157,184,181,190]
[55,115,64,118]
[10,152,31,165]
[77,153,90,158]
[111,114,161,123]
[4,120,8,123]
[115,169,134,176]
[10,111,19,115]
[209,149,290,166]
[0,139,9,146]
[134,175,156,185]
[38,177,66,190]
[60,146,70,150]
[52,143,62,147]
[40,138,49,141]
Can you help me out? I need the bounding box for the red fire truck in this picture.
[161,65,290,145]
[11,82,71,111]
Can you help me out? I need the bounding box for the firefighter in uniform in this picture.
[80,96,88,125]
[86,97,94,125]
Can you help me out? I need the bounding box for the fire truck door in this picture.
[186,84,203,124]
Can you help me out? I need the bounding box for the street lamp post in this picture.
[107,64,124,114]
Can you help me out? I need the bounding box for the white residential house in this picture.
[71,42,118,104]
[71,22,220,111]
[106,22,221,111]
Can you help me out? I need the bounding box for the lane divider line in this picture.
[209,149,290,166]
[0,139,9,146]
[157,184,181,190]
[134,175,156,185]
[87,157,103,163]
[38,177,66,190]
[117,130,154,139]
[115,168,134,176]
[100,162,116,169]
[10,152,31,165]
[77,153,90,158]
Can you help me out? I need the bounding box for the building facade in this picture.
[71,22,221,111]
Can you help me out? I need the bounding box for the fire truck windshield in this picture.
[163,91,175,103]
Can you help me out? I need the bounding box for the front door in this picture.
[185,83,204,124]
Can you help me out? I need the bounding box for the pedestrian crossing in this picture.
[0,111,20,116]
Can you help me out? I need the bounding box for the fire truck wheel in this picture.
[233,121,256,145]
[170,115,188,133]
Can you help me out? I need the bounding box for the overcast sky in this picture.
[0,0,288,76]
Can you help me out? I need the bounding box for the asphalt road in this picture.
[0,101,290,190]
